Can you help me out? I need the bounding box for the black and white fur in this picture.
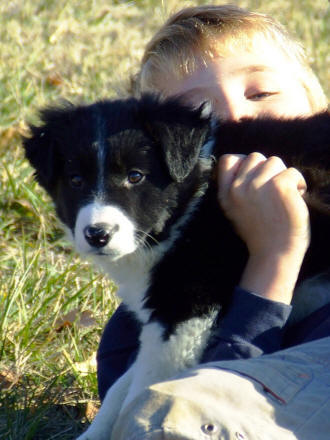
[23,95,330,439]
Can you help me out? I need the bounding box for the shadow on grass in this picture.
[0,375,92,440]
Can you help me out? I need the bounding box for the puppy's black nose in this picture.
[84,223,118,248]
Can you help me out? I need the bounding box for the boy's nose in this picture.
[214,97,252,121]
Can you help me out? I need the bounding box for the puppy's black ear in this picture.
[141,96,212,182]
[22,105,74,194]
[22,122,58,194]
[152,119,211,182]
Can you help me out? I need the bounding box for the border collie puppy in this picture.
[23,95,330,440]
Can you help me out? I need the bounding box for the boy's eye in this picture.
[70,175,84,188]
[128,170,144,184]
[248,91,278,101]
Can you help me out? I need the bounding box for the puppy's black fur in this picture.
[23,96,330,327]
[23,95,330,437]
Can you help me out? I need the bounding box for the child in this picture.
[98,5,330,439]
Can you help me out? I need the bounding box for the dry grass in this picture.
[0,0,328,438]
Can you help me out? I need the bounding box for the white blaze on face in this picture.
[74,202,137,260]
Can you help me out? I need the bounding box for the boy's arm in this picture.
[202,286,292,362]
[97,304,140,401]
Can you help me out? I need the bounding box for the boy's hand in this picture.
[217,153,310,304]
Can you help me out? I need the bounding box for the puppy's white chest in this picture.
[123,311,217,407]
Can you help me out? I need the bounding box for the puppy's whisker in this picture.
[136,236,153,254]
[135,229,160,246]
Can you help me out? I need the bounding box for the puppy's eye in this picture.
[128,170,144,184]
[70,175,83,188]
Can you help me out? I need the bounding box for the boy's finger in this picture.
[273,167,308,196]
[217,154,245,202]
[247,156,287,189]
[232,152,267,186]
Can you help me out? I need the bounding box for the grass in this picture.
[0,0,328,438]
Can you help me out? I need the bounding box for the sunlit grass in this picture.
[0,0,328,438]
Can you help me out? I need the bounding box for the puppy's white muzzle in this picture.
[74,203,137,260]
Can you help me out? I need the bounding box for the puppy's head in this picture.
[23,95,211,261]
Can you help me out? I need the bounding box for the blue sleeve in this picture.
[97,304,141,401]
[202,286,292,362]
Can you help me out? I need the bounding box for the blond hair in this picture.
[134,4,327,113]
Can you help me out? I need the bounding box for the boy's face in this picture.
[163,39,312,120]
